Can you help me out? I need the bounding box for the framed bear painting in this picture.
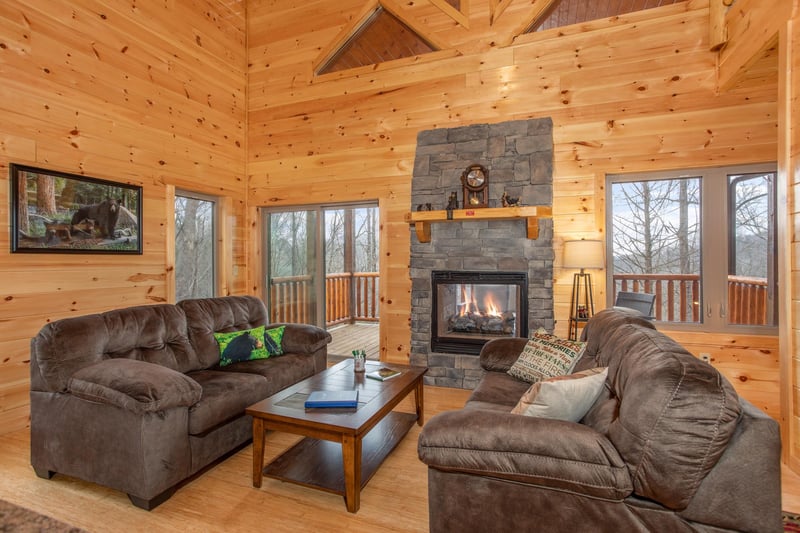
[9,164,142,254]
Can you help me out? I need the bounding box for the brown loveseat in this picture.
[30,295,330,510]
[418,308,781,532]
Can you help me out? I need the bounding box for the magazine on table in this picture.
[366,367,402,381]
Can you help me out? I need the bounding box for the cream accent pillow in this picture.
[511,367,609,422]
[507,330,586,383]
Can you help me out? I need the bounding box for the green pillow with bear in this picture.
[214,325,286,367]
[263,325,285,357]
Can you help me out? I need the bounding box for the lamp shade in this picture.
[563,240,605,269]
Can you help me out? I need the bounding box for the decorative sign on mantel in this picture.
[405,205,553,243]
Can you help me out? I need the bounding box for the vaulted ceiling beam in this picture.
[505,0,561,45]
[429,0,470,29]
[709,0,733,52]
[718,0,797,91]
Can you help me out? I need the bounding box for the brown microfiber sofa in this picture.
[418,308,781,532]
[30,295,330,510]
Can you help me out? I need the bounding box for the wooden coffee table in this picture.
[246,359,427,513]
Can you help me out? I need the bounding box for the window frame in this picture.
[606,162,778,335]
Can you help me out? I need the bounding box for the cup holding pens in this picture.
[353,349,366,372]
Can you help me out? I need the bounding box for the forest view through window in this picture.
[175,192,217,301]
[608,164,776,330]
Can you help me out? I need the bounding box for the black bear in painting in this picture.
[222,332,263,363]
[71,198,122,239]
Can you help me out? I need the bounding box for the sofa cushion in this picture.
[466,371,531,412]
[217,352,318,394]
[31,304,200,392]
[507,331,585,383]
[179,296,271,369]
[68,358,202,414]
[186,370,270,436]
[418,409,633,501]
[511,367,608,422]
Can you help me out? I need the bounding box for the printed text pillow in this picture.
[507,330,586,383]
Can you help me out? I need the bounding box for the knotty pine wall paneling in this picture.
[0,0,248,434]
[779,9,800,469]
[247,0,782,417]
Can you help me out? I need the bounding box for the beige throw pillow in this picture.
[511,367,609,422]
[507,330,586,383]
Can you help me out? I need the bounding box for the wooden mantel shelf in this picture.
[404,206,553,243]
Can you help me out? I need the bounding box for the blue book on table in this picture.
[304,390,359,408]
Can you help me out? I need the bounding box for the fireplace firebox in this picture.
[431,271,528,355]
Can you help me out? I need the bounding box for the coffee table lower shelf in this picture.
[263,411,417,495]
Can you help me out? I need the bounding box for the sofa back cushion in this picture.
[31,304,199,392]
[178,295,269,369]
[581,309,742,511]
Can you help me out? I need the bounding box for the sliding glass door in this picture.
[263,203,380,357]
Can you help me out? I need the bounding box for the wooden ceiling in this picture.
[318,0,689,75]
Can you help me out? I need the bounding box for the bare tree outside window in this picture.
[354,207,379,273]
[175,194,216,301]
[324,207,379,274]
[728,172,776,325]
[611,177,701,322]
[729,173,771,279]
[270,211,311,277]
[612,178,701,275]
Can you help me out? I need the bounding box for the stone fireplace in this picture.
[409,118,554,389]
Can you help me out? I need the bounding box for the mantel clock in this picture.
[461,164,489,208]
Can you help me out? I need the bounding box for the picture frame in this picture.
[10,163,142,254]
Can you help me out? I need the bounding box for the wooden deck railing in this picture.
[269,272,379,326]
[727,275,768,325]
[613,273,769,325]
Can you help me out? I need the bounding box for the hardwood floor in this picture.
[0,384,797,531]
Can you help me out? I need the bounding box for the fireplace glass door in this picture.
[432,271,527,354]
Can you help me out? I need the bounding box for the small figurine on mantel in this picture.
[501,191,521,207]
[416,203,433,211]
[446,192,459,211]
[445,191,459,220]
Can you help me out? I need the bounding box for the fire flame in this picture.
[459,286,502,317]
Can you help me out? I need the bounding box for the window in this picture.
[175,191,217,301]
[607,163,777,331]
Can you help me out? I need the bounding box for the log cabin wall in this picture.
[247,0,781,417]
[779,5,800,471]
[0,1,248,434]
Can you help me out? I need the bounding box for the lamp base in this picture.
[568,270,595,340]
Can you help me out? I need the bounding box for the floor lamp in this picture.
[564,239,605,340]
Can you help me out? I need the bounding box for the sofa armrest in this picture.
[418,409,632,500]
[479,337,528,371]
[67,358,202,414]
[272,323,332,354]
